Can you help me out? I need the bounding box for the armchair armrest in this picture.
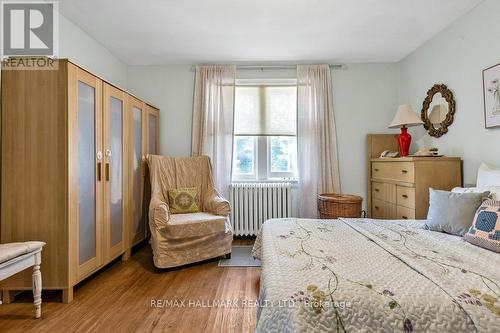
[205,195,231,217]
[149,196,170,229]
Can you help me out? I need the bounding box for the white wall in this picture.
[59,13,128,88]
[127,64,400,210]
[334,64,399,203]
[127,65,195,157]
[399,0,500,185]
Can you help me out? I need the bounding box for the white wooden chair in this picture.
[0,241,45,318]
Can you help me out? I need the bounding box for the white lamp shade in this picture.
[429,104,448,125]
[389,105,424,128]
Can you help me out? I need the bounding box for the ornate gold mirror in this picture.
[421,84,456,138]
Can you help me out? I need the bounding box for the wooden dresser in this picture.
[368,157,462,219]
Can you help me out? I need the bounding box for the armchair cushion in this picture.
[165,212,229,239]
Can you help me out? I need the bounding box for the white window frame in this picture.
[232,79,298,182]
[266,136,298,180]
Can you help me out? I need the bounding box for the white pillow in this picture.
[477,163,500,187]
[452,186,500,200]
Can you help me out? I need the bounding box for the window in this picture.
[233,136,256,178]
[269,136,297,177]
[232,80,298,181]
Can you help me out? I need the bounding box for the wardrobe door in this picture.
[143,106,160,237]
[103,84,127,261]
[73,68,103,280]
[128,96,146,245]
[146,105,160,155]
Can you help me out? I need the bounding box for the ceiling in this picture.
[58,0,483,65]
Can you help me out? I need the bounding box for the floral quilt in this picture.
[252,218,500,332]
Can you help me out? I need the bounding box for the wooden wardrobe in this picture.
[0,59,160,303]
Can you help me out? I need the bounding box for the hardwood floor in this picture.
[0,240,260,333]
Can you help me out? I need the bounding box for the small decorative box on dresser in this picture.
[368,157,462,219]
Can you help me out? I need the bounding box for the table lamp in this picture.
[389,105,424,157]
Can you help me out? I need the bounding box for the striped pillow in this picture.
[464,200,500,253]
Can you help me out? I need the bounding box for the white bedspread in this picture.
[252,218,500,332]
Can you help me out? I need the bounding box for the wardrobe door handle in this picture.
[105,163,110,181]
[374,206,379,210]
[97,162,102,181]
[402,194,408,199]
[374,168,379,172]
[375,189,380,192]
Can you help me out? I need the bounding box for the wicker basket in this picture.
[317,193,363,219]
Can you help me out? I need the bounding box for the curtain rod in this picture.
[189,64,347,71]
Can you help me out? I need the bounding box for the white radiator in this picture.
[230,182,292,236]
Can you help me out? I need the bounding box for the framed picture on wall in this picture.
[483,62,500,128]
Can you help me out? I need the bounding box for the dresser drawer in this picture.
[396,186,416,209]
[372,161,415,183]
[372,198,396,219]
[396,205,416,220]
[372,182,396,204]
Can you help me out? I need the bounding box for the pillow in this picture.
[168,187,200,214]
[452,187,498,200]
[464,200,500,253]
[426,189,486,236]
[477,163,500,187]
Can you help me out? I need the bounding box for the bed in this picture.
[252,218,500,332]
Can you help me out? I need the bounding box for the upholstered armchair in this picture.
[146,155,233,268]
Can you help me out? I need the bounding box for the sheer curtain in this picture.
[191,65,236,198]
[297,64,341,218]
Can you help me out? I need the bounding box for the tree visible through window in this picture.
[270,136,297,173]
[234,136,254,175]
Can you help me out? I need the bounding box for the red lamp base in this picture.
[397,127,411,157]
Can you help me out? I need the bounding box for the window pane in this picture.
[233,136,255,175]
[270,136,297,173]
[266,87,297,136]
[234,86,296,136]
[234,87,261,135]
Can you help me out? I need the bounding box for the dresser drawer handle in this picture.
[402,215,408,219]
[375,189,380,192]
[401,169,408,174]
[402,194,408,199]
[375,206,379,210]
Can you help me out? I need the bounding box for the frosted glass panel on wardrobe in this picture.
[77,81,96,264]
[148,114,157,154]
[132,107,144,236]
[110,97,123,246]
